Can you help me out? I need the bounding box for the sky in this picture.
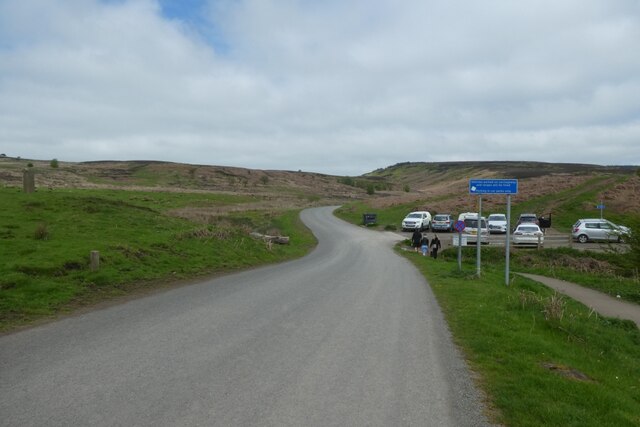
[1,0,639,176]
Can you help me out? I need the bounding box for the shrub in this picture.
[543,293,566,322]
[366,184,375,195]
[50,158,59,168]
[34,223,49,240]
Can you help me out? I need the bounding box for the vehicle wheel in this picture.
[577,234,589,244]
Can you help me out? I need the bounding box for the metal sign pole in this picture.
[600,200,604,219]
[458,231,462,272]
[505,194,511,286]
[476,195,482,277]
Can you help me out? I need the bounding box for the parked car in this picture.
[487,213,507,234]
[458,212,489,244]
[512,224,544,246]
[401,211,432,232]
[572,219,630,243]
[431,214,454,232]
[516,213,539,227]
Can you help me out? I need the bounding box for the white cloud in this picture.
[0,0,639,175]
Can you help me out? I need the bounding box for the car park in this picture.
[458,212,489,244]
[487,213,507,234]
[512,224,544,246]
[571,219,630,243]
[431,214,454,232]
[401,211,432,232]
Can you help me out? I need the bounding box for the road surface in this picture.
[1,207,490,426]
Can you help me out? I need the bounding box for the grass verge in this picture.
[401,247,640,426]
[0,187,316,332]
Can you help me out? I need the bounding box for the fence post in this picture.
[23,169,35,193]
[90,251,100,271]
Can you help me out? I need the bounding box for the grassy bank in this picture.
[402,248,640,426]
[0,187,316,332]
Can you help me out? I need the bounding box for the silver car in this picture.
[572,219,630,243]
[431,214,454,232]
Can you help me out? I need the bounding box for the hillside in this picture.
[363,161,640,217]
[2,157,638,217]
[0,157,365,208]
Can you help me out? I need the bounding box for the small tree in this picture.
[260,175,269,185]
[366,184,375,195]
[50,158,59,168]
[403,184,410,192]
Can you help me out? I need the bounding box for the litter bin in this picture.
[362,213,377,226]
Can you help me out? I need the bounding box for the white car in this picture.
[487,213,507,234]
[401,211,432,231]
[458,212,489,244]
[512,224,544,246]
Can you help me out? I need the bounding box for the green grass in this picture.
[335,201,414,229]
[402,248,640,426]
[0,187,316,331]
[511,175,630,229]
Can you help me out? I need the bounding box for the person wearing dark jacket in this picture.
[411,229,422,252]
[430,235,442,259]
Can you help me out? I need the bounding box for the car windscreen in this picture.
[518,226,539,232]
[407,213,421,218]
[489,215,505,221]
[434,215,448,220]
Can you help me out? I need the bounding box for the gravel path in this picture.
[517,273,640,328]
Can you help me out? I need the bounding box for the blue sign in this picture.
[469,179,518,195]
[454,220,466,232]
[596,204,605,209]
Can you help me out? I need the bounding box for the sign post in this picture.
[469,179,518,283]
[453,220,465,272]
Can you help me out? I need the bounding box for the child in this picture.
[421,234,430,256]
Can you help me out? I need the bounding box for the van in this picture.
[458,212,489,244]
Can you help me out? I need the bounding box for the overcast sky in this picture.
[1,0,639,175]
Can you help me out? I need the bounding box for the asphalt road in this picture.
[0,207,490,427]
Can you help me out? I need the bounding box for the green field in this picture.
[0,187,316,331]
[402,249,640,426]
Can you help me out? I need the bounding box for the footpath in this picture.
[517,273,640,329]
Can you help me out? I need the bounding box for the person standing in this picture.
[430,234,441,259]
[411,229,422,253]
[420,234,430,256]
